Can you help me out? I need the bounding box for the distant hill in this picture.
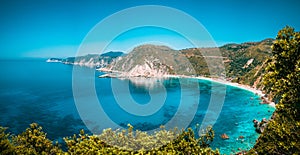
[47,51,125,68]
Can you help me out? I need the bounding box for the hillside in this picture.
[99,39,274,87]
[181,38,274,88]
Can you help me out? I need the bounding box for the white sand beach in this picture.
[191,76,276,108]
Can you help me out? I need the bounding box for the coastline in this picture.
[168,74,276,108]
[192,76,276,108]
[98,69,276,108]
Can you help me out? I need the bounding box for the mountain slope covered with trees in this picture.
[248,26,300,154]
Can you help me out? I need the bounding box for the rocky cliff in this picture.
[103,45,195,77]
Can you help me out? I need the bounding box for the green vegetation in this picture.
[0,127,15,155]
[182,39,273,87]
[248,26,300,154]
[0,123,219,154]
[0,123,63,155]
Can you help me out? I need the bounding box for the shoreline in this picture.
[191,76,276,108]
[166,74,275,108]
[98,69,276,108]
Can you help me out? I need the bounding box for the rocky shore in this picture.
[253,118,269,134]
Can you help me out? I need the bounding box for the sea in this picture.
[0,59,275,154]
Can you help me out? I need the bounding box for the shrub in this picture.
[0,123,219,154]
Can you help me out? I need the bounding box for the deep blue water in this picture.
[0,59,275,154]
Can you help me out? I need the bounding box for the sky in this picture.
[0,0,300,58]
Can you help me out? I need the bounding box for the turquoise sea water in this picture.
[0,59,275,154]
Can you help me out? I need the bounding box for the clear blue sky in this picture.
[1,0,299,58]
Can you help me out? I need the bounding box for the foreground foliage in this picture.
[0,127,15,155]
[0,123,219,154]
[249,26,300,154]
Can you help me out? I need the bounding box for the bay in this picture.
[0,59,275,154]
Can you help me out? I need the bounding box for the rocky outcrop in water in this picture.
[253,118,269,134]
[221,133,230,140]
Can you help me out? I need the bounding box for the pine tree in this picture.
[250,26,300,154]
